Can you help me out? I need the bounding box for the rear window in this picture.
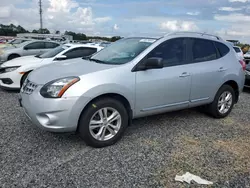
[214,42,230,57]
[233,47,241,53]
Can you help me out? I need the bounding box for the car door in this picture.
[188,38,224,107]
[23,41,45,56]
[135,38,192,116]
[59,47,98,60]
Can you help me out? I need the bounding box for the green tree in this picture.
[111,36,122,42]
[39,28,50,34]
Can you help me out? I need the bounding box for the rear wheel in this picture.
[78,97,128,148]
[8,54,20,61]
[207,85,235,118]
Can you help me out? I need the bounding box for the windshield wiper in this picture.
[89,58,107,64]
[82,56,90,60]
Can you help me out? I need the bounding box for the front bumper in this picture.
[245,70,250,86]
[0,71,22,89]
[0,55,7,64]
[20,86,91,132]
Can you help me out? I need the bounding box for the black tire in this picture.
[78,97,128,148]
[20,72,30,87]
[207,85,235,118]
[8,54,20,61]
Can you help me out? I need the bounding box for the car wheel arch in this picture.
[20,70,33,86]
[7,53,21,60]
[222,80,239,103]
[77,93,133,131]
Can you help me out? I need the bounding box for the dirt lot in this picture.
[1,88,250,188]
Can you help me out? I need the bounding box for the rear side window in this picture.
[45,42,60,49]
[215,42,230,57]
[192,39,217,63]
[233,47,241,53]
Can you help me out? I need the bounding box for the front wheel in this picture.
[78,97,128,148]
[207,85,235,118]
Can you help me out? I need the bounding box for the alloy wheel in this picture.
[89,107,122,141]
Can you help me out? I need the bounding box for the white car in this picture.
[233,46,244,60]
[0,43,104,90]
[244,51,250,64]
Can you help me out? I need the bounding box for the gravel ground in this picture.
[1,88,250,188]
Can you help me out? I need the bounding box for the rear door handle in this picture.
[218,67,227,72]
[179,72,190,78]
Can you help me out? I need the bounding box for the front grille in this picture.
[245,70,250,76]
[21,79,38,95]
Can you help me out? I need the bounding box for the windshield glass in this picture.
[90,38,156,64]
[38,45,69,58]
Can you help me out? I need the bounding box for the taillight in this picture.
[239,60,246,71]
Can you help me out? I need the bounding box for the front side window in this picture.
[192,39,217,62]
[64,47,97,59]
[45,42,60,49]
[25,42,45,50]
[90,38,156,64]
[147,38,186,67]
[38,45,69,58]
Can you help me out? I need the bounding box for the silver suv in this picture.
[19,32,245,147]
[0,40,60,63]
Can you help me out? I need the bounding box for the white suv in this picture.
[20,32,245,147]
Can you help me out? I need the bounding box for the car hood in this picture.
[29,58,118,84]
[0,56,43,67]
[244,53,250,58]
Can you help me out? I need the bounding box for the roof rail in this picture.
[165,31,223,41]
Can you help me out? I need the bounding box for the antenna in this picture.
[39,0,43,33]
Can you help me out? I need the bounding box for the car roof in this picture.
[18,40,60,46]
[162,31,228,44]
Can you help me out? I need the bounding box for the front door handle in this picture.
[218,67,227,72]
[179,72,190,78]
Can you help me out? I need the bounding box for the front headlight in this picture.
[5,66,20,73]
[0,50,4,55]
[40,77,80,98]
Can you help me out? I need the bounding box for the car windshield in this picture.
[37,45,69,58]
[89,38,156,64]
[9,39,26,44]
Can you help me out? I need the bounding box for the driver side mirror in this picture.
[55,55,67,61]
[137,57,163,71]
[23,46,28,50]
